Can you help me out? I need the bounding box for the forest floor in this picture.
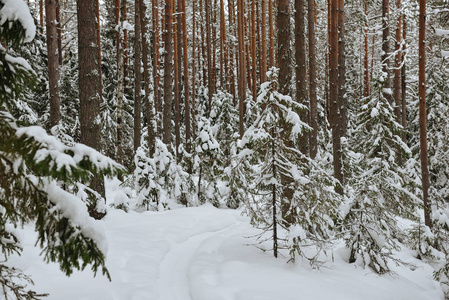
[7,179,445,300]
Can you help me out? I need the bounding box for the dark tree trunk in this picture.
[182,0,191,153]
[295,0,308,155]
[261,0,267,82]
[382,0,391,103]
[393,0,402,123]
[277,0,291,96]
[163,0,174,144]
[45,0,61,129]
[237,0,246,137]
[308,0,317,159]
[134,0,142,152]
[77,0,105,204]
[205,0,213,112]
[418,0,431,228]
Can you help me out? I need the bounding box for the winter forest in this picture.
[1,0,449,298]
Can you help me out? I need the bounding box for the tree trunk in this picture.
[152,0,161,136]
[56,0,63,65]
[393,0,402,123]
[363,0,369,98]
[261,0,267,82]
[45,0,61,129]
[337,0,347,135]
[77,0,105,205]
[163,0,174,144]
[329,0,343,193]
[205,0,213,112]
[192,0,197,139]
[141,0,155,156]
[277,0,291,96]
[173,0,180,155]
[250,0,257,102]
[268,0,275,67]
[418,0,431,228]
[295,0,308,154]
[134,0,142,152]
[382,0,391,103]
[308,0,317,159]
[237,0,246,137]
[40,0,44,33]
[182,0,191,152]
[401,15,407,141]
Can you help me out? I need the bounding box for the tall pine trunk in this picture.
[308,0,317,159]
[134,0,142,152]
[163,0,174,144]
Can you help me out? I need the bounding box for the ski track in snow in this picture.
[157,222,240,300]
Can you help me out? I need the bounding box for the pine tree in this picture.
[0,2,124,297]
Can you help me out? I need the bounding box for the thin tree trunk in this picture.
[163,0,174,144]
[295,0,308,154]
[56,0,63,65]
[363,0,369,98]
[237,0,246,137]
[192,0,197,139]
[268,0,275,67]
[205,0,213,112]
[245,17,252,95]
[152,0,161,136]
[261,0,267,82]
[212,0,217,91]
[382,0,391,103]
[229,0,237,103]
[308,0,317,159]
[200,0,206,86]
[182,0,191,152]
[46,0,61,129]
[277,0,291,96]
[123,0,129,93]
[117,1,125,166]
[418,0,431,228]
[174,0,180,154]
[141,0,155,155]
[40,0,44,33]
[401,15,407,141]
[250,0,257,102]
[393,0,402,123]
[134,0,142,152]
[337,0,347,135]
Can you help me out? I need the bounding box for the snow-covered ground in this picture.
[7,180,445,300]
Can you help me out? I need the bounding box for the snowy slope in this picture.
[7,190,444,300]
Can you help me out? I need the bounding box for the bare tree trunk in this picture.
[237,0,246,137]
[363,0,369,98]
[200,0,207,87]
[123,0,129,93]
[173,0,180,154]
[152,0,161,136]
[40,0,44,33]
[229,0,237,104]
[393,0,402,123]
[382,0,391,103]
[418,0,431,228]
[261,0,267,82]
[134,0,142,152]
[295,0,308,154]
[56,0,63,65]
[205,0,213,112]
[117,1,125,165]
[401,15,407,140]
[141,0,155,155]
[250,0,257,102]
[337,0,347,135]
[277,0,291,96]
[45,0,61,129]
[182,0,191,152]
[268,0,275,67]
[163,0,174,144]
[192,0,197,139]
[308,0,317,159]
[77,0,105,208]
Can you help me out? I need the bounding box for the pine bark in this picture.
[363,0,369,98]
[174,0,180,154]
[205,0,213,112]
[277,0,291,96]
[134,0,142,152]
[393,0,402,123]
[163,0,174,144]
[77,0,105,204]
[117,1,125,165]
[268,0,275,67]
[152,0,161,135]
[261,0,267,82]
[45,0,61,129]
[237,0,246,137]
[141,0,155,155]
[418,0,431,228]
[382,0,391,103]
[308,0,317,159]
[182,0,191,152]
[56,0,63,65]
[295,0,308,154]
[40,0,44,33]
[401,16,407,139]
[250,0,257,102]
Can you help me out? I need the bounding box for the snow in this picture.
[6,179,444,300]
[0,0,36,42]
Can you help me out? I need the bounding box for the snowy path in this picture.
[157,222,239,300]
[8,204,445,300]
